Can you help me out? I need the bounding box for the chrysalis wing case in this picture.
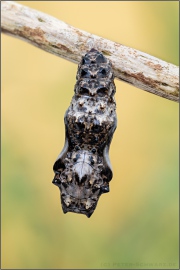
[52,48,117,217]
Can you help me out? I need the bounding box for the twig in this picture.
[1,1,179,102]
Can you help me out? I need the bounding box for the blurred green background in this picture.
[2,1,179,269]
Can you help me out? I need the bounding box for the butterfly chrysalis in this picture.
[52,49,117,217]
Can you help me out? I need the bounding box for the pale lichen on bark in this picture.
[1,1,179,102]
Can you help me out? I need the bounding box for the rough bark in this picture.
[1,1,179,102]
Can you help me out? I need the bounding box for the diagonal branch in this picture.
[1,1,179,102]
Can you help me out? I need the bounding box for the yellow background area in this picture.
[2,1,179,269]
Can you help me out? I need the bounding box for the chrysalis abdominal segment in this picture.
[52,48,117,218]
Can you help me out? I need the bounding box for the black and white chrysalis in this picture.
[52,49,117,217]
